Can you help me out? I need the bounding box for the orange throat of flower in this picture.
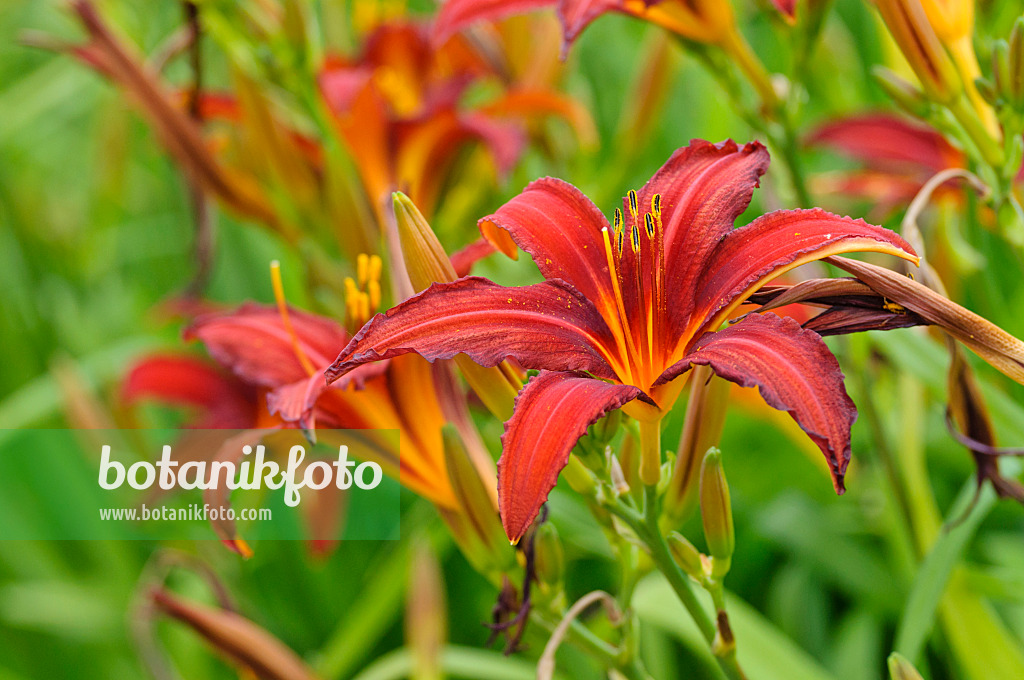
[599,189,675,397]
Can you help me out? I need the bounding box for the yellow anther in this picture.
[631,223,640,253]
[644,212,655,239]
[368,254,383,284]
[368,279,381,312]
[613,208,623,234]
[628,190,639,219]
[652,193,662,219]
[357,253,369,287]
[344,276,358,299]
[270,260,317,377]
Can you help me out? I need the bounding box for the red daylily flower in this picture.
[434,0,737,52]
[807,112,968,217]
[319,20,593,216]
[326,139,919,542]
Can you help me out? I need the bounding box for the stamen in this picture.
[613,208,623,235]
[630,223,640,253]
[270,260,317,377]
[357,253,369,287]
[368,254,383,283]
[368,280,381,311]
[627,190,638,220]
[644,212,655,239]
[651,194,666,365]
[616,229,624,256]
[600,227,639,384]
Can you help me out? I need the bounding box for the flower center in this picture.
[600,190,666,389]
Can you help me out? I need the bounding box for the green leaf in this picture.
[351,645,564,680]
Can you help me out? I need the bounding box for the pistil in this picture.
[271,260,317,377]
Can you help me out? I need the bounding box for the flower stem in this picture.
[719,28,780,114]
[641,485,747,680]
[947,94,1005,170]
[638,418,662,486]
[603,485,746,680]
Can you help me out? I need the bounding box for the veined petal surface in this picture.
[499,371,641,542]
[327,277,621,383]
[656,313,857,493]
[691,208,916,339]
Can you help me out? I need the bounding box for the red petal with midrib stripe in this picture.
[499,371,641,542]
[690,208,916,339]
[655,313,856,493]
[326,277,621,385]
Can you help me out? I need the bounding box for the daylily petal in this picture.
[499,371,641,542]
[122,355,255,428]
[451,238,497,276]
[632,139,769,333]
[770,0,797,20]
[185,303,349,388]
[558,0,621,44]
[266,374,329,430]
[690,208,917,340]
[432,0,555,43]
[326,277,622,383]
[480,88,600,149]
[478,177,614,309]
[656,313,856,493]
[803,306,927,335]
[808,112,965,175]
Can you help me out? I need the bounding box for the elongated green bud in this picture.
[887,653,925,680]
[992,40,1011,102]
[440,426,515,574]
[533,523,565,592]
[561,454,597,496]
[1009,18,1024,108]
[699,448,734,579]
[664,365,730,527]
[873,0,961,104]
[667,532,705,581]
[872,67,931,118]
[393,192,520,420]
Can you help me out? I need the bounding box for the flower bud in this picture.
[150,588,317,680]
[872,67,932,118]
[663,365,729,527]
[533,523,565,592]
[440,426,515,575]
[561,454,598,497]
[873,0,961,104]
[699,448,734,579]
[1011,18,1024,108]
[393,192,521,421]
[918,0,972,44]
[667,532,705,581]
[888,653,925,680]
